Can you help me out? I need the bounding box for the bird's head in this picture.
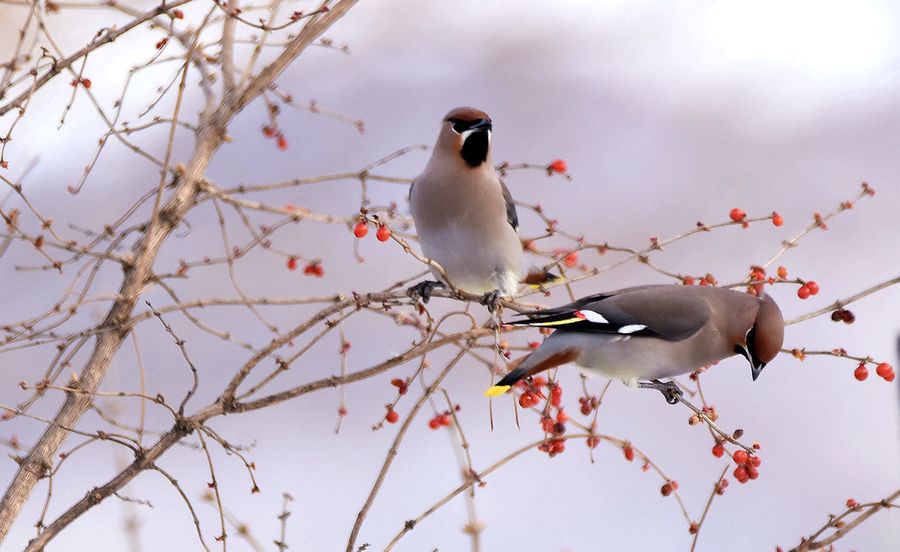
[437,107,493,168]
[735,293,785,381]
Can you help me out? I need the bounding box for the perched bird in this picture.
[485,285,785,402]
[408,107,524,308]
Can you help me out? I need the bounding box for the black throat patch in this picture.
[460,131,489,167]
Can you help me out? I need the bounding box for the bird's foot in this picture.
[638,379,683,405]
[407,280,444,304]
[479,290,502,313]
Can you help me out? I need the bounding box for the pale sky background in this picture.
[1,0,899,550]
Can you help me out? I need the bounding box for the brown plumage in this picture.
[409,108,524,298]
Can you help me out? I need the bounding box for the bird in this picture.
[484,284,785,402]
[408,107,525,310]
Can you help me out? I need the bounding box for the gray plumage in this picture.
[495,285,785,387]
[409,108,523,297]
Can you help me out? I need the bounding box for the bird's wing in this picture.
[509,286,710,341]
[499,178,519,230]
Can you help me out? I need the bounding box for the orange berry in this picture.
[563,251,578,268]
[729,208,746,222]
[276,134,288,151]
[353,221,368,238]
[547,159,567,174]
[376,225,391,242]
[772,212,784,226]
[777,266,788,279]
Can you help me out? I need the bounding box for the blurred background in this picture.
[1,0,899,550]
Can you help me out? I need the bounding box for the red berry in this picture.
[438,414,451,426]
[586,436,600,449]
[518,391,537,409]
[428,418,440,430]
[854,364,869,381]
[547,159,567,174]
[385,409,399,424]
[885,370,896,383]
[532,376,547,387]
[797,285,811,299]
[805,281,820,295]
[846,498,858,508]
[262,126,276,137]
[550,385,562,407]
[682,276,695,286]
[338,406,347,416]
[376,225,391,242]
[390,378,408,395]
[276,134,288,151]
[353,221,368,238]
[689,522,699,534]
[733,466,749,483]
[623,445,634,462]
[733,450,749,465]
[304,262,323,277]
[772,212,784,226]
[286,257,298,271]
[748,455,762,467]
[80,78,91,89]
[777,266,788,279]
[729,208,746,222]
[563,251,578,268]
[660,482,673,496]
[556,409,569,424]
[875,362,892,379]
[711,443,725,458]
[172,9,184,18]
[527,341,540,349]
[747,466,759,480]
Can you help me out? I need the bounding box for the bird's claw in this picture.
[638,379,683,405]
[479,290,502,313]
[408,280,444,304]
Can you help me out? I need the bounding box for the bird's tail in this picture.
[483,345,579,396]
[521,267,565,288]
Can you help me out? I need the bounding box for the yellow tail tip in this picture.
[484,385,511,397]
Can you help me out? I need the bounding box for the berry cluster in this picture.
[731,449,762,484]
[856,362,895,382]
[353,218,391,242]
[427,412,452,430]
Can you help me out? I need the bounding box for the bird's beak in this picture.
[469,119,492,131]
[736,344,764,381]
[751,360,766,381]
[459,119,492,143]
